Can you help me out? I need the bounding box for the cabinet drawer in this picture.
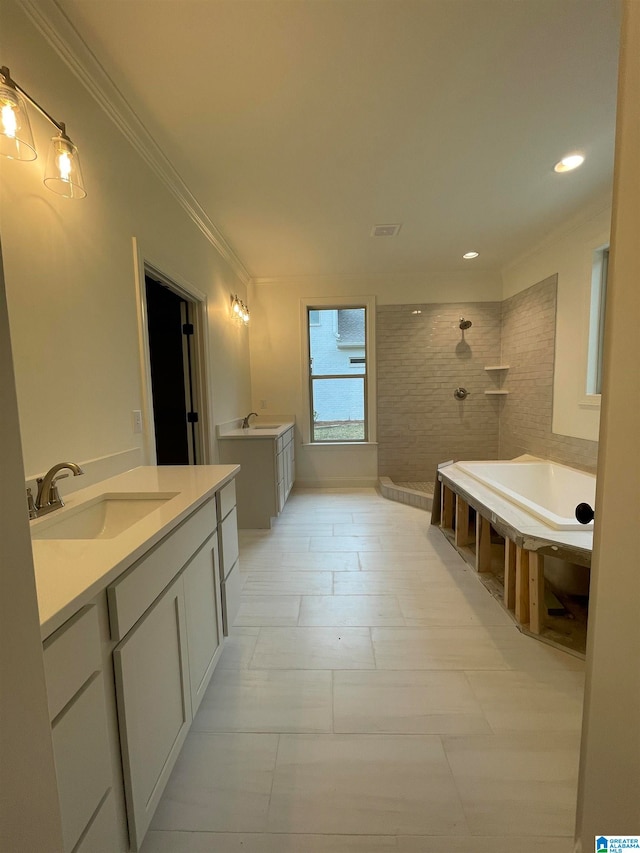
[108,498,216,640]
[52,675,112,853]
[43,605,101,721]
[216,478,236,521]
[220,507,239,578]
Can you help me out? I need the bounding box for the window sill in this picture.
[302,441,378,448]
[579,395,602,409]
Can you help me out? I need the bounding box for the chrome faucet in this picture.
[34,462,84,517]
[241,412,258,429]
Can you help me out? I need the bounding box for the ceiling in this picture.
[57,0,620,280]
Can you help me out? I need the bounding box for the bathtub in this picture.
[455,460,596,531]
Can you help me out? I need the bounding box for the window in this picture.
[336,308,365,347]
[307,306,367,442]
[586,246,609,396]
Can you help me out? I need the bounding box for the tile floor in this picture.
[141,489,585,853]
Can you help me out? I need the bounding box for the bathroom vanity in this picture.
[31,465,240,852]
[218,421,295,528]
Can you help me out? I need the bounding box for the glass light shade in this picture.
[44,133,87,199]
[0,82,36,161]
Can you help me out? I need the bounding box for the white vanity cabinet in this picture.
[219,425,295,528]
[42,604,122,853]
[35,466,240,853]
[108,496,224,850]
[113,574,191,850]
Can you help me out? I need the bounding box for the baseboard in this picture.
[294,477,379,489]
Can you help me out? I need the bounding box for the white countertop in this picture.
[439,462,593,555]
[219,421,295,439]
[31,465,239,639]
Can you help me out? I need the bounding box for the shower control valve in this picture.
[453,387,470,400]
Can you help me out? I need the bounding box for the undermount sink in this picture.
[251,424,282,430]
[31,492,178,540]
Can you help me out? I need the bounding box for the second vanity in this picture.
[31,464,240,852]
[218,421,295,528]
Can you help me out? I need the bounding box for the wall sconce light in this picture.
[0,65,87,199]
[231,294,250,325]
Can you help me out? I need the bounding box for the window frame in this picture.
[299,295,377,446]
[584,245,609,401]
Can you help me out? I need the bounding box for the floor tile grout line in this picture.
[265,732,281,821]
[439,732,474,837]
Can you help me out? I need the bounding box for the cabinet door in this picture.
[284,431,295,499]
[113,576,191,851]
[220,506,239,579]
[183,535,222,713]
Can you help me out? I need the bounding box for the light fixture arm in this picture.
[1,66,66,135]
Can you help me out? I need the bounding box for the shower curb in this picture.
[378,476,433,511]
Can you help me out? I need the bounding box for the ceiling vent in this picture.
[371,223,402,237]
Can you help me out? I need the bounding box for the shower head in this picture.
[459,317,472,330]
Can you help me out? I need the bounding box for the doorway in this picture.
[144,273,204,465]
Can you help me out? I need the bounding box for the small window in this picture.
[586,246,609,395]
[307,307,367,442]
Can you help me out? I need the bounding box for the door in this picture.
[145,276,199,464]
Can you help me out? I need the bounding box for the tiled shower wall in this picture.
[500,275,599,473]
[376,277,599,483]
[376,302,502,482]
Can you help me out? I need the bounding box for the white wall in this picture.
[0,244,64,853]
[0,0,252,482]
[574,2,640,846]
[502,199,612,442]
[249,271,501,486]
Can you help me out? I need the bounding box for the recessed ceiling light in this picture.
[462,251,479,259]
[412,309,422,315]
[554,153,585,173]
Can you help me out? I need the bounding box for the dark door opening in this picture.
[145,275,199,464]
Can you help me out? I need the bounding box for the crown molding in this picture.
[19,0,252,286]
[252,268,501,287]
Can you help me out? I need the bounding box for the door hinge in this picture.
[187,411,199,423]
[182,323,194,336]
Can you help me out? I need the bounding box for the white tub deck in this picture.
[456,460,596,531]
